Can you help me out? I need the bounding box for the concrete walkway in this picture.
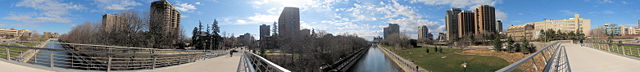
[564,43,640,72]
[0,60,51,72]
[150,51,241,72]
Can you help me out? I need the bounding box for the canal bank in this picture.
[377,44,428,72]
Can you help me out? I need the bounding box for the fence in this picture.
[237,50,290,72]
[0,41,229,71]
[496,42,571,72]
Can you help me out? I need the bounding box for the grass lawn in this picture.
[382,45,510,72]
[17,41,43,47]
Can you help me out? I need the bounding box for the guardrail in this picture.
[583,41,640,59]
[496,42,571,72]
[0,41,229,71]
[237,50,290,72]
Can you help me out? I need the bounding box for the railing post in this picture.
[6,48,9,60]
[152,57,157,69]
[50,51,53,68]
[622,46,626,55]
[34,52,37,63]
[107,56,112,72]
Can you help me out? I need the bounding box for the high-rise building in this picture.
[383,23,400,39]
[151,0,181,35]
[278,7,300,38]
[496,20,503,33]
[418,25,429,41]
[260,24,270,40]
[458,11,475,38]
[101,14,126,33]
[446,8,462,41]
[474,5,496,35]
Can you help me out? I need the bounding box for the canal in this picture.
[349,45,401,72]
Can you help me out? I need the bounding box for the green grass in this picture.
[382,45,510,72]
[17,41,41,47]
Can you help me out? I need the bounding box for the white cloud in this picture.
[175,3,197,12]
[4,0,84,24]
[195,2,201,5]
[410,0,500,8]
[93,0,141,10]
[496,9,507,20]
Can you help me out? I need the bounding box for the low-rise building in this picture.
[507,23,535,41]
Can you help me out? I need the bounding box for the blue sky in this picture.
[1,0,639,40]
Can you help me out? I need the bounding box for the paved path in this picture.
[150,51,241,72]
[564,43,640,72]
[0,60,51,72]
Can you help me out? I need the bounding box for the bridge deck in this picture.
[565,43,640,72]
[149,51,241,72]
[0,60,51,72]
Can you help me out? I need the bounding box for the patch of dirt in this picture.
[457,49,528,63]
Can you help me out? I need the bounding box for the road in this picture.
[564,43,640,72]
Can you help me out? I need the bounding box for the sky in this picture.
[0,0,639,41]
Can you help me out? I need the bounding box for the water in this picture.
[31,40,72,68]
[349,46,401,72]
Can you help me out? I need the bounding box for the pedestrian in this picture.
[426,48,430,53]
[230,50,233,57]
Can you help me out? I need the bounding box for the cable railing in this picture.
[0,41,230,71]
[496,42,571,72]
[583,41,640,58]
[237,50,290,72]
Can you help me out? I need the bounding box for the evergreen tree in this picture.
[521,38,531,54]
[212,19,221,50]
[493,34,502,51]
[507,36,515,52]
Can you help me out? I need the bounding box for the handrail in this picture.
[0,42,229,71]
[496,42,565,72]
[239,50,290,72]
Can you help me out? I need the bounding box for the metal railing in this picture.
[496,42,571,72]
[237,50,290,72]
[583,41,640,58]
[0,41,230,71]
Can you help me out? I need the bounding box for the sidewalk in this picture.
[150,51,241,72]
[564,43,640,72]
